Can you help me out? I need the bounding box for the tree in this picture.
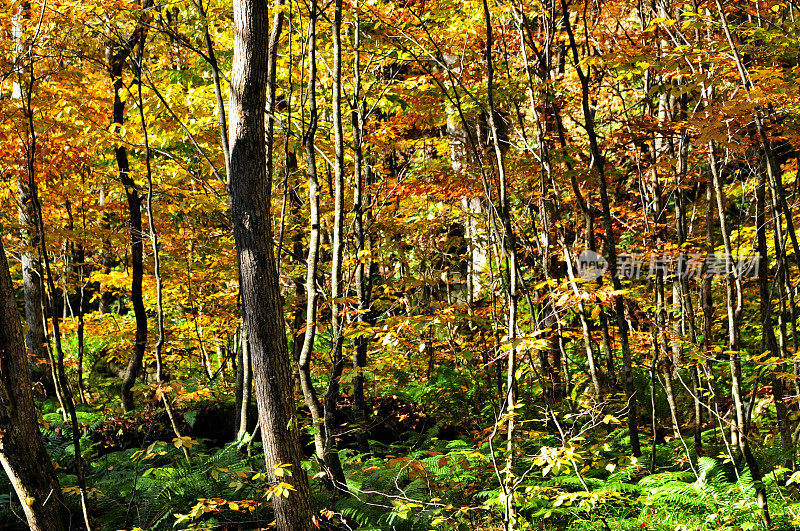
[296,0,327,468]
[13,0,50,402]
[108,3,152,412]
[0,237,66,531]
[561,0,641,457]
[227,0,314,527]
[5,0,800,527]
[324,0,349,492]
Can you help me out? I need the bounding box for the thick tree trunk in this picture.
[228,0,314,527]
[0,240,67,531]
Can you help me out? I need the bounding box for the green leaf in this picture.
[183,409,199,428]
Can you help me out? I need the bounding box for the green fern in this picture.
[75,440,275,530]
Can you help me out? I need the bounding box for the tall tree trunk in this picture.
[769,183,796,469]
[696,184,716,452]
[715,0,795,477]
[108,10,150,412]
[323,0,348,493]
[751,154,775,528]
[0,238,67,531]
[13,0,48,394]
[297,0,327,467]
[562,0,640,456]
[351,1,372,453]
[193,0,231,181]
[67,198,88,404]
[228,0,314,527]
[483,2,519,528]
[134,53,191,464]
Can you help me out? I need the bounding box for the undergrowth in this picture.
[4,403,798,530]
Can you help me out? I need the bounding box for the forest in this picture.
[2,0,800,529]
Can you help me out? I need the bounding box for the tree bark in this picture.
[351,0,372,454]
[108,8,151,412]
[323,0,349,493]
[0,239,67,530]
[228,0,314,527]
[13,0,48,395]
[297,0,327,467]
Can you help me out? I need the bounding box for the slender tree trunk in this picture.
[70,198,88,405]
[770,196,795,469]
[98,183,114,314]
[13,0,48,395]
[750,155,775,527]
[519,12,602,399]
[562,0,640,456]
[351,2,372,453]
[297,0,327,466]
[108,11,150,412]
[564,248,603,398]
[483,3,519,528]
[546,53,618,391]
[322,0,349,493]
[698,184,715,452]
[657,274,683,441]
[235,325,252,436]
[707,11,772,520]
[193,0,230,181]
[134,53,191,464]
[228,0,314,527]
[716,0,795,475]
[649,333,659,473]
[135,60,163,384]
